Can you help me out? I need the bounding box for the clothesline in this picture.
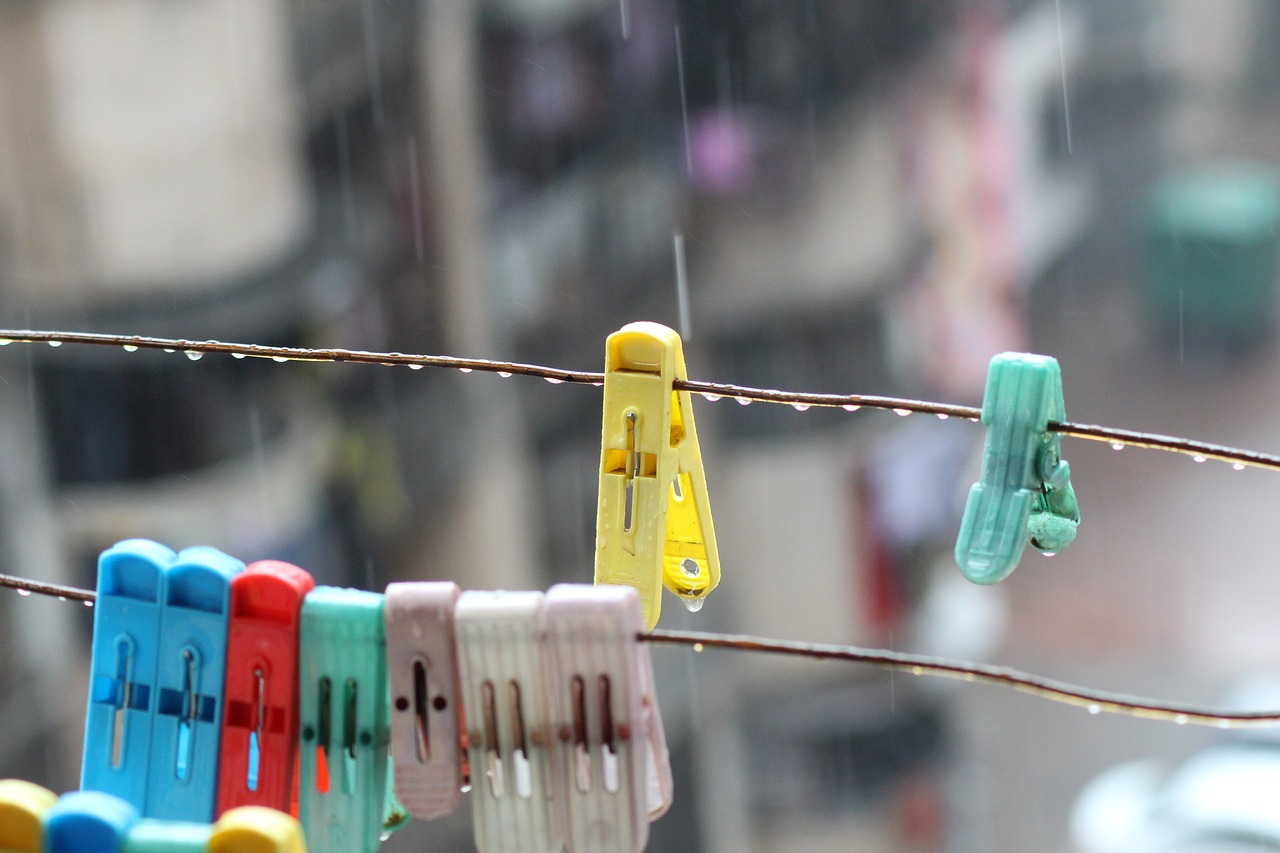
[3,572,1277,730]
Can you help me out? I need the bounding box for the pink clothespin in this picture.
[544,584,672,853]
[384,581,465,821]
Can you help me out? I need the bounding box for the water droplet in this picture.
[498,372,512,378]
[57,596,66,602]
[184,350,203,361]
[1192,455,1206,464]
[84,600,94,607]
[682,597,704,613]
[1174,714,1188,725]
[592,381,603,387]
[544,377,563,384]
[842,404,860,412]
[1087,703,1101,715]
[17,589,31,596]
[47,340,61,348]
[968,417,980,423]
[0,339,12,346]
[736,397,751,406]
[702,393,721,402]
[272,356,288,363]
[1233,463,1246,471]
[1111,443,1124,451]
[232,352,246,359]
[1044,551,1058,557]
[408,364,423,370]
[692,643,704,653]
[911,666,924,676]
[459,367,473,373]
[791,403,809,412]
[164,348,175,353]
[936,413,949,420]
[379,834,391,843]
[893,408,911,417]
[123,345,138,353]
[1216,719,1231,729]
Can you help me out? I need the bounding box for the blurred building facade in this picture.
[2,0,1274,850]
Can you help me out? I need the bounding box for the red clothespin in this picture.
[216,561,315,815]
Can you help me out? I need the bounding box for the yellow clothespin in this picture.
[0,779,57,853]
[209,807,307,853]
[594,321,720,630]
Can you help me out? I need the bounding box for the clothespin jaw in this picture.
[595,321,721,630]
[955,352,1080,584]
[209,807,307,853]
[384,582,464,822]
[297,587,399,853]
[148,547,244,821]
[120,820,210,853]
[218,562,315,815]
[45,791,139,853]
[83,540,176,812]
[455,591,560,853]
[544,585,673,853]
[0,779,56,853]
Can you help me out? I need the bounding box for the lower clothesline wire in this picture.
[3,573,1276,730]
[2,329,1278,472]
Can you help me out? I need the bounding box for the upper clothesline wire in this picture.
[2,571,1278,730]
[1,328,1277,471]
[3,328,1280,729]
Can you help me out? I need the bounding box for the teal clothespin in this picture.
[955,352,1080,584]
[121,820,210,853]
[298,587,406,853]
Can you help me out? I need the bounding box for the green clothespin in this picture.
[298,587,406,853]
[121,820,210,853]
[955,352,1080,584]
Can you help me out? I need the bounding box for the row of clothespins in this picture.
[1,782,303,853]
[75,538,669,853]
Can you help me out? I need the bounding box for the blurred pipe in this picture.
[417,0,537,590]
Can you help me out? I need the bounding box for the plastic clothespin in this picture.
[543,584,673,853]
[83,540,176,811]
[455,591,560,853]
[209,807,307,853]
[45,791,139,853]
[955,352,1080,584]
[384,582,464,821]
[0,779,57,853]
[297,587,402,853]
[121,821,210,853]
[148,547,244,821]
[594,321,721,630]
[218,562,315,815]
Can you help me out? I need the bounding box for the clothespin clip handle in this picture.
[0,779,57,853]
[45,791,140,853]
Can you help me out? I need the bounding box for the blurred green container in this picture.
[1143,166,1280,350]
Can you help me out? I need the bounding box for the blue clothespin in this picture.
[147,547,244,821]
[83,541,176,811]
[298,587,404,853]
[45,791,139,853]
[955,352,1080,583]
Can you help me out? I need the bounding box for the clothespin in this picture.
[595,321,720,630]
[121,821,210,853]
[455,591,560,853]
[148,547,244,821]
[45,791,139,853]
[297,587,402,853]
[0,779,56,853]
[543,585,673,853]
[955,352,1080,584]
[384,582,464,821]
[218,562,315,815]
[83,540,176,811]
[209,807,307,853]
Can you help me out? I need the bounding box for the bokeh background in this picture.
[4,0,1280,850]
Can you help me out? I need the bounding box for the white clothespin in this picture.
[544,584,673,853]
[385,581,465,822]
[456,591,561,853]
